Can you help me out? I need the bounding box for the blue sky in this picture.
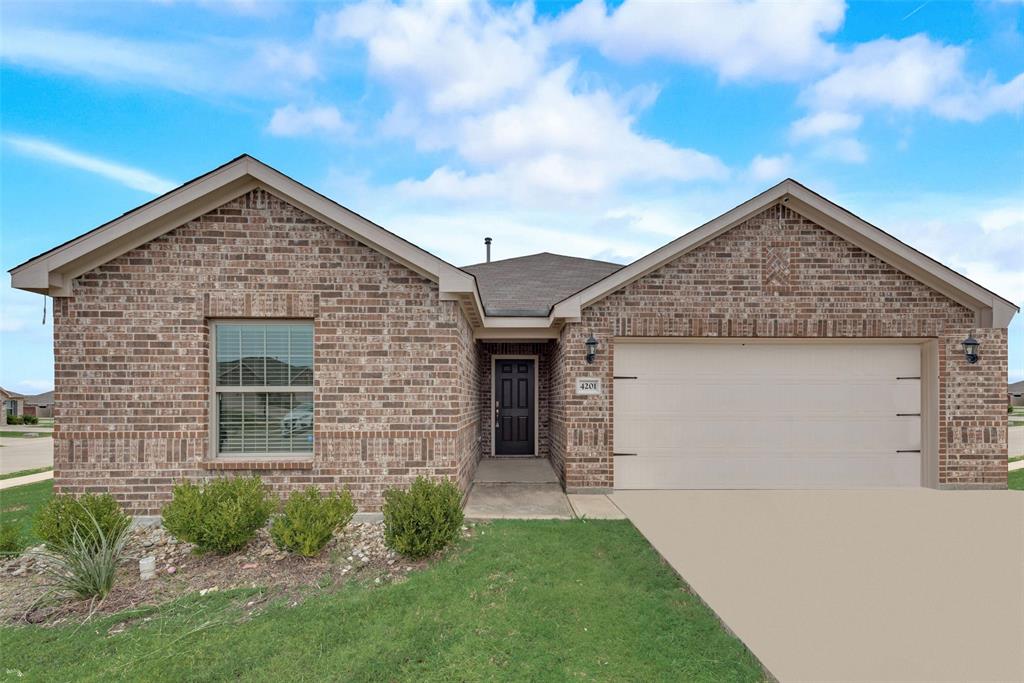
[1,0,1022,393]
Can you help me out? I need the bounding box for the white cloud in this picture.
[4,135,176,194]
[813,137,868,164]
[267,104,351,137]
[801,34,1024,121]
[979,207,1024,234]
[319,0,546,113]
[324,2,728,201]
[789,111,863,141]
[0,25,319,96]
[747,154,792,183]
[549,0,844,81]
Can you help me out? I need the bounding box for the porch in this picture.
[463,458,624,520]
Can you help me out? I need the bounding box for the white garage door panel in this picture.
[614,342,922,489]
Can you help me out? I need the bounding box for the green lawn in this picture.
[0,466,53,481]
[0,479,53,545]
[0,519,764,681]
[0,431,53,438]
[1009,469,1024,491]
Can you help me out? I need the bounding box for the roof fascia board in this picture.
[560,181,791,314]
[557,179,1016,329]
[11,156,486,300]
[247,160,456,284]
[474,327,560,340]
[783,189,1016,328]
[11,161,254,295]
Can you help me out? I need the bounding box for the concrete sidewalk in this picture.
[615,489,1024,682]
[0,470,53,490]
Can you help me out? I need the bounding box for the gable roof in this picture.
[552,179,1018,328]
[9,160,1017,331]
[24,391,54,406]
[8,154,483,319]
[1010,381,1024,395]
[463,253,622,316]
[0,387,24,400]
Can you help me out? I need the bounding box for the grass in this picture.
[0,431,53,438]
[0,519,765,681]
[0,479,53,547]
[0,466,53,481]
[1010,469,1024,491]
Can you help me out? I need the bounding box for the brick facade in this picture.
[53,189,482,515]
[50,195,1009,512]
[552,204,1008,491]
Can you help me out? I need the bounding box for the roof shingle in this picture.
[463,252,622,316]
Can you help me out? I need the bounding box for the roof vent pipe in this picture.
[484,237,492,263]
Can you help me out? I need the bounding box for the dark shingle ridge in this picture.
[463,252,624,317]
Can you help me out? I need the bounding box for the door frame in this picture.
[491,354,539,457]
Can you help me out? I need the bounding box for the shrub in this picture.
[34,493,130,552]
[0,521,23,556]
[22,414,39,425]
[162,476,275,554]
[382,477,463,559]
[6,415,23,425]
[37,504,129,599]
[271,487,356,557]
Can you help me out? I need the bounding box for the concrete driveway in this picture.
[0,436,54,474]
[1011,426,1023,457]
[613,489,1024,682]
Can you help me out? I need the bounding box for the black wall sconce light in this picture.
[585,333,598,364]
[961,334,980,364]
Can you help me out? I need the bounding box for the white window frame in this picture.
[209,319,315,458]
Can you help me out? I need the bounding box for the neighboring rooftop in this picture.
[463,252,623,317]
[1009,380,1024,395]
[25,391,54,406]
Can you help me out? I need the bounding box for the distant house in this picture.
[1,387,24,417]
[1010,381,1024,408]
[23,391,54,418]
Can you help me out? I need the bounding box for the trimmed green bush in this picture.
[34,492,130,551]
[162,476,275,554]
[6,415,24,425]
[22,414,39,425]
[271,487,356,557]
[382,477,463,559]
[0,521,23,555]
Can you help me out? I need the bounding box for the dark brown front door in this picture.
[495,359,534,456]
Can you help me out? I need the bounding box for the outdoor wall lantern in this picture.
[585,333,599,364]
[961,335,980,364]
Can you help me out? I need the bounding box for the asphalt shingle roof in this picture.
[463,252,623,316]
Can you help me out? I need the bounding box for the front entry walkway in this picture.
[464,459,573,520]
[614,489,1024,682]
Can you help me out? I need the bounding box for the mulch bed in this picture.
[0,522,472,627]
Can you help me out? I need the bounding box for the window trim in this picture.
[209,319,315,459]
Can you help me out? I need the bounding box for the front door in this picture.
[494,359,534,456]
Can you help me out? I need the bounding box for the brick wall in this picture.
[477,342,552,458]
[53,189,481,514]
[556,203,1007,491]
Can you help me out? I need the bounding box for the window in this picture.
[213,322,314,456]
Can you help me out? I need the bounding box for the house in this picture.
[1010,381,1024,408]
[1,387,24,418]
[9,155,1017,515]
[23,391,54,418]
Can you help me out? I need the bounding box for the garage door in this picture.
[613,342,922,488]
